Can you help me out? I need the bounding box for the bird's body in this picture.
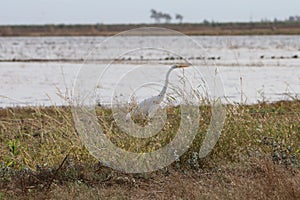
[126,64,189,121]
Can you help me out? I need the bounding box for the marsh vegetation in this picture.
[0,100,299,199]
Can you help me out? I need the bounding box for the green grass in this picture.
[0,100,299,199]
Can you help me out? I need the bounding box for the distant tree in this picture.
[157,12,164,22]
[289,16,295,22]
[150,9,161,23]
[150,9,172,23]
[175,14,183,23]
[285,15,300,22]
[203,19,210,25]
[162,13,172,23]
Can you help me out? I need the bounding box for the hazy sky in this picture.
[0,0,300,25]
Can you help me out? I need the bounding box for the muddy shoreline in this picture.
[1,22,300,36]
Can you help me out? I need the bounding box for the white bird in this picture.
[126,64,189,121]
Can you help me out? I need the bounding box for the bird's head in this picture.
[172,63,190,69]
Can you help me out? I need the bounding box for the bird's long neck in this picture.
[158,66,176,97]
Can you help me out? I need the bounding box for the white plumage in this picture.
[126,64,189,121]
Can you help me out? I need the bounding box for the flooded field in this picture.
[0,35,300,107]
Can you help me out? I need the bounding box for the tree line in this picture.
[150,9,183,23]
[150,9,300,24]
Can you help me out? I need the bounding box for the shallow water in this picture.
[0,36,299,107]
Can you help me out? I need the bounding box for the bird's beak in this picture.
[176,63,190,68]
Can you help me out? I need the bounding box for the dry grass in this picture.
[0,100,299,199]
[1,158,299,199]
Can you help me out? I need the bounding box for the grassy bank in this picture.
[0,100,299,199]
[1,22,300,36]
